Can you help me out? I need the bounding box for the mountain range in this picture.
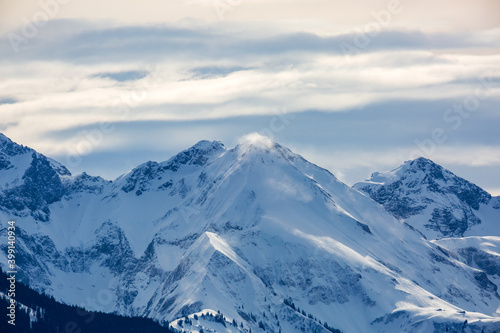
[0,132,499,333]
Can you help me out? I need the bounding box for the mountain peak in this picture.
[237,133,276,151]
[354,157,494,238]
[405,156,436,168]
[234,133,298,161]
[165,140,226,169]
[399,156,447,180]
[365,157,448,186]
[116,140,227,191]
[191,139,226,151]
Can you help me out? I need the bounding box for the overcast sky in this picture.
[1,0,499,194]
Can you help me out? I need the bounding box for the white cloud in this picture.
[0,7,499,195]
[431,147,500,167]
[1,41,499,144]
[238,132,274,150]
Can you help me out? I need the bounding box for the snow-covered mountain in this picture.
[1,133,499,333]
[354,157,500,240]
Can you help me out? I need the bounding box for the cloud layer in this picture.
[1,4,499,194]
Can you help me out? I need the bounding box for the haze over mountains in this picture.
[0,132,499,333]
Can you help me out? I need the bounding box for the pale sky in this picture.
[0,0,499,194]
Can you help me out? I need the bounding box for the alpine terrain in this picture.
[354,157,500,239]
[0,132,499,333]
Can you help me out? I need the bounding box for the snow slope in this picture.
[0,133,499,333]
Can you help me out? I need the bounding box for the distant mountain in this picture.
[1,133,499,333]
[354,157,500,239]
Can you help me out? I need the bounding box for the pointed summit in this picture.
[237,133,276,151]
[115,140,227,196]
[165,139,226,169]
[354,157,496,238]
[405,156,435,165]
[400,156,448,180]
[233,133,302,166]
[191,139,226,152]
[403,156,441,170]
[366,157,446,184]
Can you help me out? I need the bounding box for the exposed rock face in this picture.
[354,157,498,239]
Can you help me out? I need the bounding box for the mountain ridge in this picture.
[354,157,500,239]
[0,132,499,333]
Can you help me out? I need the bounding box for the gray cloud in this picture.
[91,70,148,82]
[0,97,17,105]
[189,66,251,79]
[2,20,499,63]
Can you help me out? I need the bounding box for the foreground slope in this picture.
[0,267,172,333]
[0,133,499,332]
